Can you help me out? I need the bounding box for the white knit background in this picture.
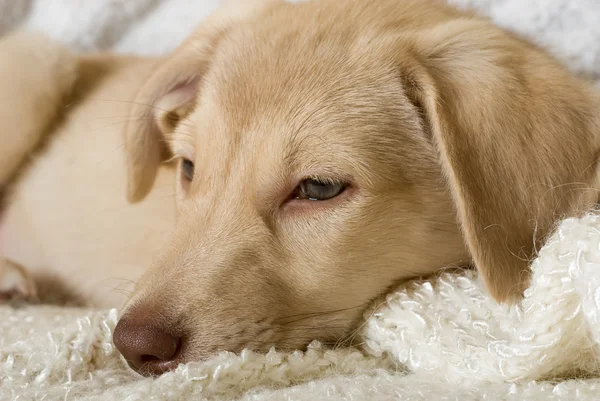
[1,1,600,400]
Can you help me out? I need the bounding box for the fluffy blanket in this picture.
[1,1,600,400]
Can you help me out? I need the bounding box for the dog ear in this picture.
[125,0,282,203]
[124,51,206,203]
[396,20,600,302]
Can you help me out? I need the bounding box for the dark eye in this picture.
[181,159,194,181]
[294,178,347,201]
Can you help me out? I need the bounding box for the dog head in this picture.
[113,0,600,375]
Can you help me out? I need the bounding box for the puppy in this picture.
[1,0,599,376]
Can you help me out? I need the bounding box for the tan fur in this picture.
[1,0,599,368]
[0,32,77,187]
[0,44,176,307]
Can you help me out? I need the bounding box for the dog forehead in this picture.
[188,17,432,187]
[201,33,404,140]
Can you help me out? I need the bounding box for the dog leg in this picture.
[0,31,77,186]
[0,259,37,302]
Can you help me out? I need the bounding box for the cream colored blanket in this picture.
[1,1,600,400]
[4,214,600,400]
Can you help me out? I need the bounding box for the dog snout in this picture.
[113,314,182,376]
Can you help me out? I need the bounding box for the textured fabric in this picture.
[364,214,600,384]
[4,215,600,399]
[1,0,600,400]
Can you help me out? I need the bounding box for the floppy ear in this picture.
[125,0,283,202]
[396,20,600,302]
[124,52,206,203]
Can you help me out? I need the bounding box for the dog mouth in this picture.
[118,325,352,376]
[114,297,371,376]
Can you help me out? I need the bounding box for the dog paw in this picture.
[0,259,37,303]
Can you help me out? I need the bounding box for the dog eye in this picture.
[294,178,347,201]
[181,159,195,181]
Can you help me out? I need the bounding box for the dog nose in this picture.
[113,316,182,376]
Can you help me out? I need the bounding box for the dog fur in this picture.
[1,0,599,374]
